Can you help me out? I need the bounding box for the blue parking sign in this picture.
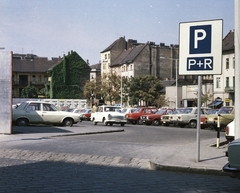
[189,25,211,54]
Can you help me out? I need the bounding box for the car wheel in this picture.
[178,123,186,128]
[189,121,197,128]
[16,118,28,126]
[120,123,125,126]
[62,118,73,127]
[109,123,113,126]
[163,123,170,126]
[131,120,137,125]
[152,119,160,126]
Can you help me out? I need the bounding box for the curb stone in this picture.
[149,160,231,176]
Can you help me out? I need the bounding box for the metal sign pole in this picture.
[196,75,202,162]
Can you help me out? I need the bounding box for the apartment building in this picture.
[12,54,61,98]
[213,30,235,106]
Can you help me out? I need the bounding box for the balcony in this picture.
[225,86,235,93]
[12,80,47,86]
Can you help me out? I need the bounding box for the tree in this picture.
[101,73,121,104]
[193,90,214,106]
[154,94,169,108]
[21,85,38,98]
[128,75,163,106]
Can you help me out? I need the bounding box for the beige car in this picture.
[205,106,234,131]
[12,101,80,126]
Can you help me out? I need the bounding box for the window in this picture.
[38,75,41,83]
[233,76,235,88]
[103,63,106,69]
[226,77,229,87]
[105,54,107,59]
[32,75,36,84]
[226,58,229,69]
[233,57,235,69]
[44,76,48,84]
[216,77,221,88]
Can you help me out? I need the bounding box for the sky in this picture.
[1,0,234,65]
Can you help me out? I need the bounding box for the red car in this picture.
[126,107,158,125]
[200,109,219,129]
[140,108,175,126]
[80,109,92,121]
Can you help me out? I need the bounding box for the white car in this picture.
[91,105,127,126]
[12,101,80,127]
[225,120,235,142]
[223,138,240,179]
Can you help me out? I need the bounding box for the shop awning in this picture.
[208,101,223,107]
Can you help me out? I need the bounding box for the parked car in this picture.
[225,120,235,142]
[172,107,210,128]
[12,101,80,127]
[80,109,92,121]
[140,108,174,126]
[126,107,158,125]
[223,138,240,180]
[91,105,127,126]
[200,109,219,129]
[204,106,234,131]
[161,108,185,126]
[120,108,137,115]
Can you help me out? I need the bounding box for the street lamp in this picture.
[160,57,178,108]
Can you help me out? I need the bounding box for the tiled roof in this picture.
[111,43,147,67]
[100,37,125,53]
[222,30,234,51]
[12,54,61,72]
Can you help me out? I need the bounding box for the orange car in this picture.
[140,108,174,126]
[126,107,158,125]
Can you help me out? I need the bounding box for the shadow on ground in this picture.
[12,125,72,134]
[0,158,240,193]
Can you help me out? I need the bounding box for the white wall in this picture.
[0,52,12,134]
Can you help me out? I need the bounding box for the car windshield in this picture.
[218,107,233,114]
[173,108,185,114]
[155,109,166,114]
[181,108,193,114]
[206,109,219,114]
[104,107,121,112]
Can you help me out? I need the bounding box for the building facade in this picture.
[12,54,62,98]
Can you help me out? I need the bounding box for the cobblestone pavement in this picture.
[1,148,240,193]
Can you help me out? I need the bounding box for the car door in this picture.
[24,102,43,123]
[41,103,60,124]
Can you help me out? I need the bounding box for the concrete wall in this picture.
[0,52,12,134]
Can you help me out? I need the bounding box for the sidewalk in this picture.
[0,125,229,176]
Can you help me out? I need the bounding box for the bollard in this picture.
[216,114,220,148]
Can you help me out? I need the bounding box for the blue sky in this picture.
[1,0,234,64]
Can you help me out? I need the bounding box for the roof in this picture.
[100,37,125,53]
[110,43,147,67]
[12,54,61,72]
[90,63,101,70]
[222,30,234,52]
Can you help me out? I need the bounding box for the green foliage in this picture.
[100,73,121,104]
[21,85,38,98]
[128,75,163,106]
[47,51,91,99]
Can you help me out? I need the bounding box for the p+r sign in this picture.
[179,20,222,75]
